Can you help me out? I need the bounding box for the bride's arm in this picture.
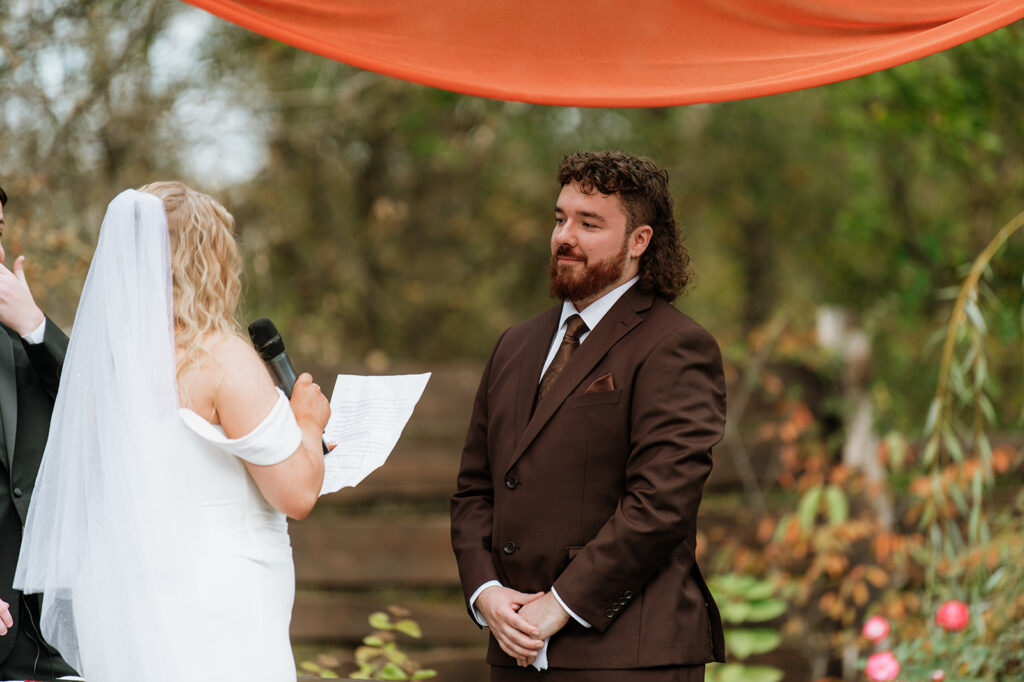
[212,335,330,520]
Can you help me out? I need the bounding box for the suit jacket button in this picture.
[12,487,23,498]
[503,542,518,555]
[624,590,633,599]
[505,475,519,489]
[605,609,615,619]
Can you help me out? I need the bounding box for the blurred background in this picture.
[2,2,1023,680]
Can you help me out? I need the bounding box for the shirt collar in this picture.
[557,276,639,336]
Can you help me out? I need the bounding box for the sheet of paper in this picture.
[319,372,431,495]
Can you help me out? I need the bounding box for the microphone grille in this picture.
[248,317,285,359]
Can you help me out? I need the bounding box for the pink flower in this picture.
[861,615,890,643]
[931,671,945,681]
[935,600,970,632]
[865,651,901,681]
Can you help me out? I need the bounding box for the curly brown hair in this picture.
[557,151,691,301]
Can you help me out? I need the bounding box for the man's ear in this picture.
[630,225,653,259]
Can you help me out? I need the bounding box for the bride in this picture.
[15,184,330,681]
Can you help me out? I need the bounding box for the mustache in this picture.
[555,244,585,261]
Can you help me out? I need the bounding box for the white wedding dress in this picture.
[67,393,302,682]
[15,189,303,682]
[175,391,300,681]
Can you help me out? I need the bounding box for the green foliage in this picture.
[348,608,437,680]
[724,630,782,659]
[706,575,785,682]
[858,496,1024,680]
[300,660,341,679]
[779,482,852,540]
[850,211,1024,680]
[708,664,784,682]
[913,210,1024,593]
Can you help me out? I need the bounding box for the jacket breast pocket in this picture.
[563,389,622,409]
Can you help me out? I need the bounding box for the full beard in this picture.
[548,240,628,303]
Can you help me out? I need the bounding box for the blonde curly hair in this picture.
[139,181,244,377]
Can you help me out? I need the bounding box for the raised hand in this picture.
[475,585,545,664]
[290,372,331,433]
[0,255,45,336]
[0,597,13,636]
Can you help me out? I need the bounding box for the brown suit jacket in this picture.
[451,284,727,670]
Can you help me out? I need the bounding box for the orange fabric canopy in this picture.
[183,1,1023,107]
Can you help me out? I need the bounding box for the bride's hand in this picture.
[290,373,330,432]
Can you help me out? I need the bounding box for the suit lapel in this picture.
[0,327,17,471]
[511,307,561,444]
[505,287,653,475]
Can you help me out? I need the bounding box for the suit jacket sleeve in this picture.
[551,323,726,632]
[450,329,508,612]
[21,316,69,399]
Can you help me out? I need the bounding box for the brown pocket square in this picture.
[584,373,615,394]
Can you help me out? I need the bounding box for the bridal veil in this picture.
[15,190,229,681]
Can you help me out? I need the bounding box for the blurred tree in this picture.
[1,0,191,323]
[814,24,1024,431]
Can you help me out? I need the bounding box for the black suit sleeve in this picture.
[21,317,68,399]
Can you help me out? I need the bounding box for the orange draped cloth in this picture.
[182,1,1023,107]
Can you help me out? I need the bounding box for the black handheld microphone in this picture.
[248,317,329,455]
[248,317,299,398]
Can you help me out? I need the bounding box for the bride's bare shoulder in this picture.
[203,331,276,396]
[203,331,261,368]
[178,332,265,394]
[201,331,280,434]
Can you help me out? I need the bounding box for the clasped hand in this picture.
[476,587,570,667]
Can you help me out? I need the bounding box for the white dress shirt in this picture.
[22,318,46,344]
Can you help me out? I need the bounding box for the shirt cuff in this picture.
[551,586,592,628]
[21,318,46,345]
[532,639,550,670]
[469,580,503,628]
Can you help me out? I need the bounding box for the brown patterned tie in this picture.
[536,314,588,406]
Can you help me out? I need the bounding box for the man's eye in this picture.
[554,218,565,225]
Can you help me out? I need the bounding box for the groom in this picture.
[451,151,726,679]
[0,185,78,681]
